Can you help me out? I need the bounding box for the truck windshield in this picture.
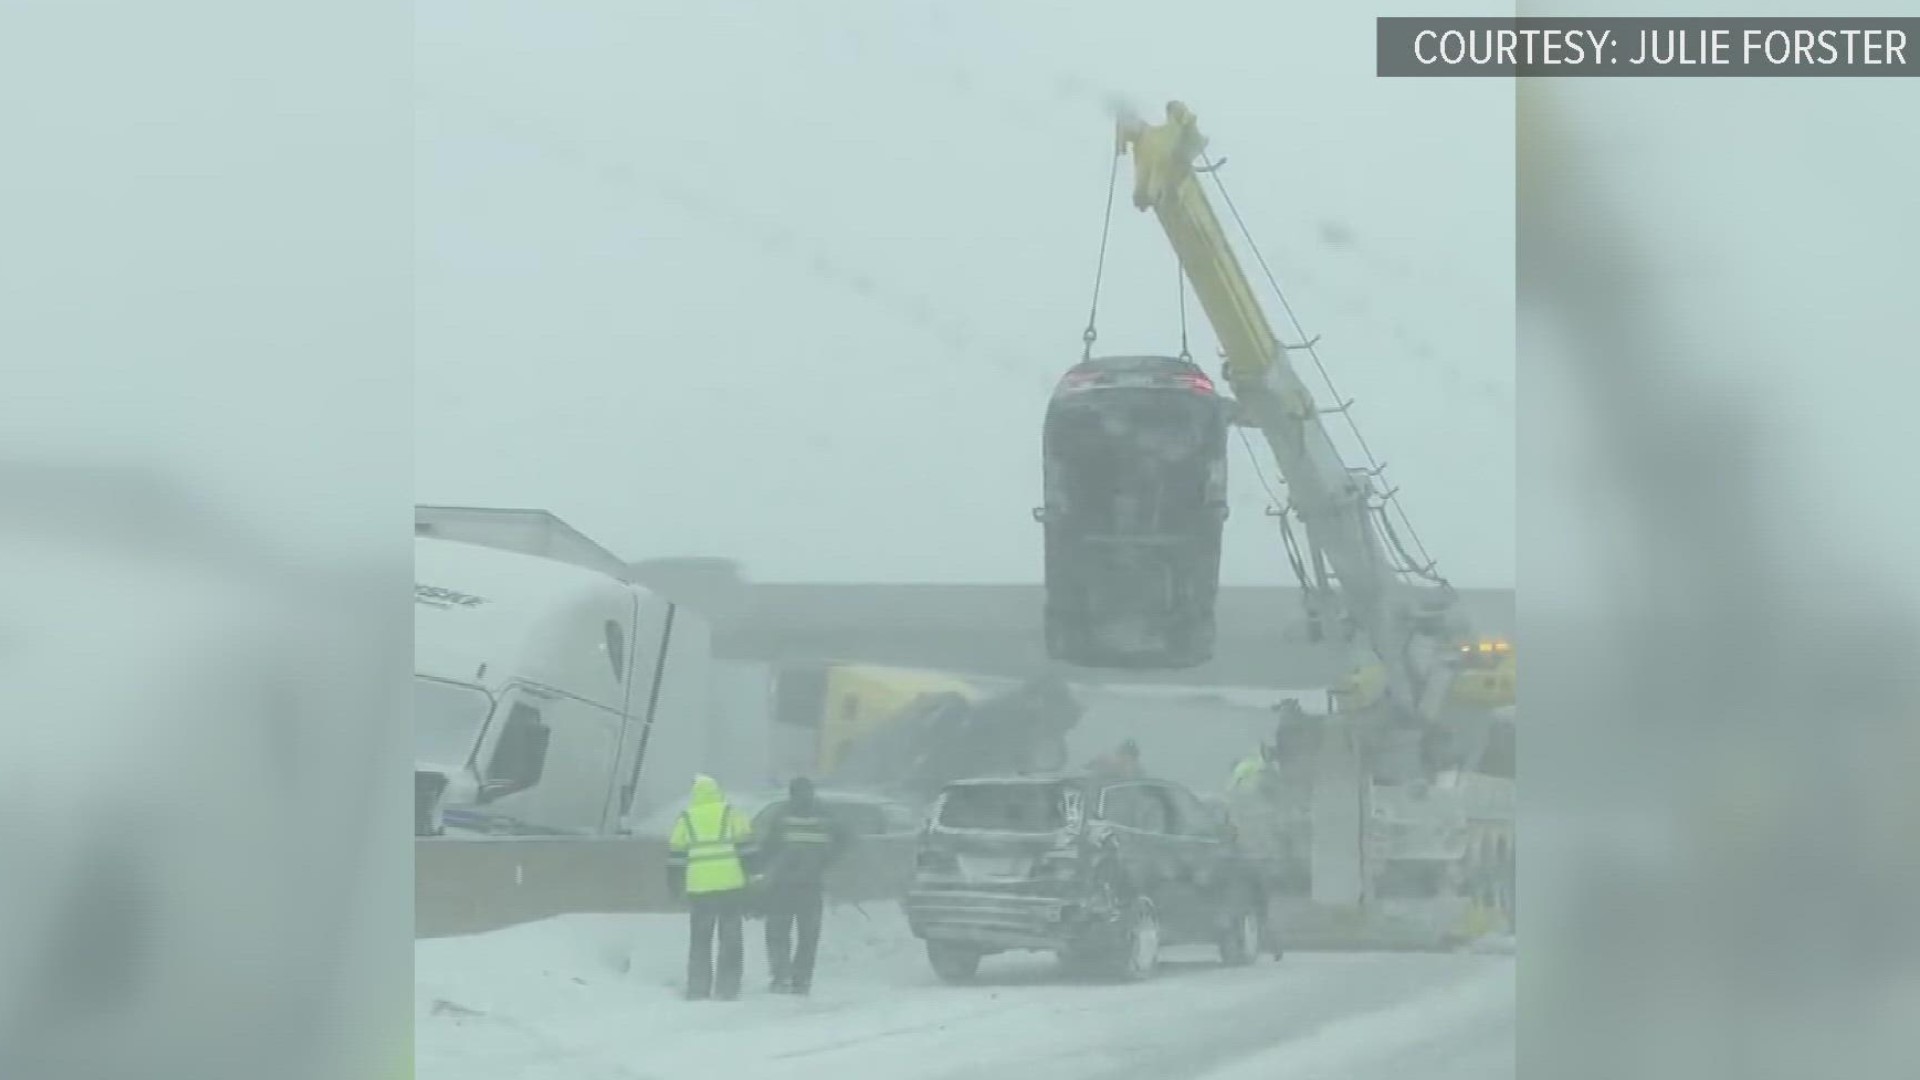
[937,783,1068,833]
[415,677,493,767]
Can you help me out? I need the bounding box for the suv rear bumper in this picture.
[905,887,1097,951]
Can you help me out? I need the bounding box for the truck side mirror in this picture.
[478,706,551,803]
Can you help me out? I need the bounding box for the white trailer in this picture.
[414,533,713,836]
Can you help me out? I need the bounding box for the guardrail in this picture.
[417,836,672,939]
[416,833,918,939]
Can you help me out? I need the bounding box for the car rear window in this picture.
[1047,388,1219,458]
[937,783,1069,832]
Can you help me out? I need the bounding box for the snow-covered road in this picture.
[417,905,1513,1080]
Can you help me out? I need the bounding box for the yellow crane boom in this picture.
[1115,101,1462,740]
[1115,102,1512,917]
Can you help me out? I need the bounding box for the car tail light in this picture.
[1181,372,1216,394]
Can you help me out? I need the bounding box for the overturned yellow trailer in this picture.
[771,661,984,777]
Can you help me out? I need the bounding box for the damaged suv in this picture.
[904,774,1271,983]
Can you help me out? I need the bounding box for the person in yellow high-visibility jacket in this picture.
[667,774,756,1000]
[1229,743,1277,793]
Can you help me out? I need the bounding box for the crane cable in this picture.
[1177,225,1302,591]
[1169,183,1305,594]
[1200,152,1450,592]
[1176,265,1192,362]
[1080,151,1122,361]
[1080,139,1338,608]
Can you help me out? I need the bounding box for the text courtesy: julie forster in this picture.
[1377,17,1920,77]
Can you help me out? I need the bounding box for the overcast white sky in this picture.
[414,0,1514,586]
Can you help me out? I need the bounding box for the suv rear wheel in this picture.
[1218,897,1263,966]
[926,941,983,984]
[1103,897,1160,981]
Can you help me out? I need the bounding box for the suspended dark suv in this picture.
[1035,355,1230,669]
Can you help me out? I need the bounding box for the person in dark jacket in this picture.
[1085,738,1143,780]
[757,777,851,994]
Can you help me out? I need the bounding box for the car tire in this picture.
[1056,945,1097,978]
[1191,614,1217,656]
[1218,898,1263,967]
[926,941,983,984]
[1104,897,1160,982]
[1044,613,1087,666]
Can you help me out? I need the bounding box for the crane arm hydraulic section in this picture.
[1116,101,1464,753]
[1115,102,1496,915]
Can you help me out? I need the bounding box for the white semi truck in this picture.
[413,522,723,836]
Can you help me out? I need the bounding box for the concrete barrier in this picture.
[416,833,920,939]
[416,836,674,939]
